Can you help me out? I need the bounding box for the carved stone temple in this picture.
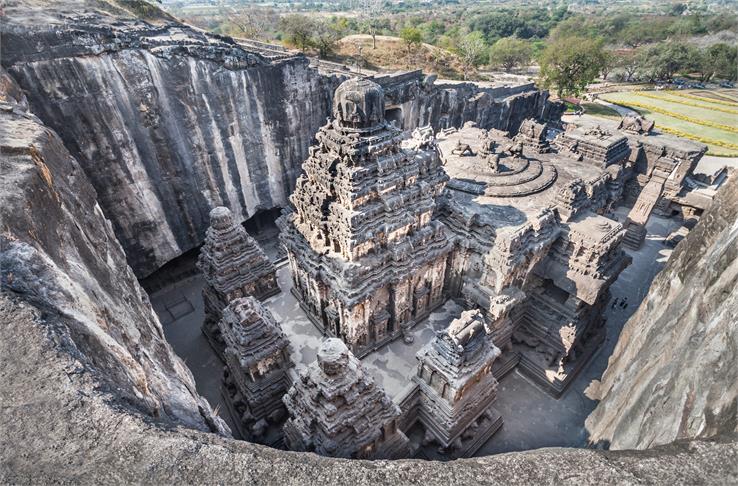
[278,78,453,357]
[413,310,503,459]
[437,122,632,396]
[197,206,279,358]
[266,78,712,459]
[219,296,293,444]
[282,338,411,459]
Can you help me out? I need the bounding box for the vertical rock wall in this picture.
[6,46,334,277]
[586,175,738,449]
[0,67,227,434]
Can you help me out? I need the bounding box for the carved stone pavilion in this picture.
[436,122,631,396]
[282,338,411,459]
[413,309,503,459]
[197,206,279,358]
[219,296,293,444]
[278,78,453,357]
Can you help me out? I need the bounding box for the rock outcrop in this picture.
[586,175,738,449]
[0,67,226,434]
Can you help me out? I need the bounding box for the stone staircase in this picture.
[623,169,669,250]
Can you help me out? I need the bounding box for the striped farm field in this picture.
[637,91,738,115]
[686,89,738,104]
[600,90,738,156]
[668,90,738,108]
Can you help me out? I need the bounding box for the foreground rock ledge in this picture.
[1,294,736,484]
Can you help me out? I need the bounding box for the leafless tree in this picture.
[358,0,384,49]
[217,1,271,40]
[457,31,486,81]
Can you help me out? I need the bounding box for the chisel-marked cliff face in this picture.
[3,13,335,277]
[586,175,738,450]
[0,67,227,434]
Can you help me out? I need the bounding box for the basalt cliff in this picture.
[586,174,738,450]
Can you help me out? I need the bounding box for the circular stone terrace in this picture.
[437,126,557,198]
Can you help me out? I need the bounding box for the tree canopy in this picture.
[538,36,608,97]
[280,14,314,52]
[489,37,532,72]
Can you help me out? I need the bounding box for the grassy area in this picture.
[330,35,469,80]
[691,89,738,104]
[580,102,621,119]
[600,90,738,156]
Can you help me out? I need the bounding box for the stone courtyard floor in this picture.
[149,206,679,454]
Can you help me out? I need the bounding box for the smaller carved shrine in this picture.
[515,118,549,153]
[554,124,631,168]
[197,206,279,358]
[413,310,503,459]
[219,296,293,444]
[282,338,411,459]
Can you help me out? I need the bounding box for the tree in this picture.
[280,14,314,52]
[489,36,532,72]
[637,41,699,82]
[600,49,616,80]
[620,23,655,48]
[456,31,487,80]
[359,0,384,49]
[615,50,640,82]
[700,43,738,82]
[313,19,345,59]
[217,1,274,40]
[538,36,608,97]
[400,26,422,51]
[469,11,525,45]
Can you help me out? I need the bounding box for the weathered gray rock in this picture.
[586,175,738,449]
[0,68,227,434]
[2,1,335,277]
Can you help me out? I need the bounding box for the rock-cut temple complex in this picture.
[185,76,715,460]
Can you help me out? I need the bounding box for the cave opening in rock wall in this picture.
[385,106,403,129]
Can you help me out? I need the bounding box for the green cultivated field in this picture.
[599,89,738,156]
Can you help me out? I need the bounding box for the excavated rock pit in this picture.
[1,0,737,482]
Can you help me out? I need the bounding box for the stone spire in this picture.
[414,309,503,458]
[282,338,411,459]
[197,206,279,357]
[278,78,453,356]
[220,296,293,443]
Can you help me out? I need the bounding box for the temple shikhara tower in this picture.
[198,206,279,357]
[282,338,411,459]
[219,296,293,444]
[279,78,453,357]
[413,310,503,459]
